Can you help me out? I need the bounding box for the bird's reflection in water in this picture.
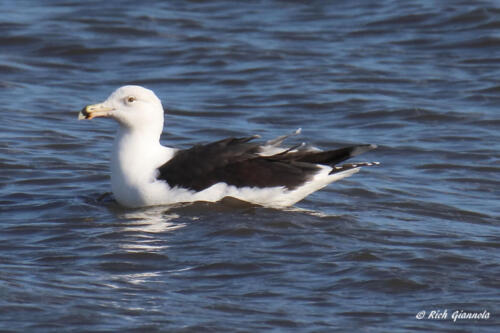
[121,207,186,233]
[116,205,186,253]
[107,206,192,286]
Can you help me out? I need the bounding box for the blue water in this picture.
[0,1,499,331]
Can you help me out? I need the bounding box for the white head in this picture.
[80,85,164,136]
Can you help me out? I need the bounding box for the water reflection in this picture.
[119,205,186,234]
[113,206,186,262]
[99,206,192,286]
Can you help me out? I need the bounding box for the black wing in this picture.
[157,136,375,191]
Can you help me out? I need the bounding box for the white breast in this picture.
[111,129,175,207]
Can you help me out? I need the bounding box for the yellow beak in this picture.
[78,103,115,120]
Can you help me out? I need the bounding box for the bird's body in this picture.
[80,86,378,208]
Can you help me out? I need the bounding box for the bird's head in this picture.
[79,85,164,133]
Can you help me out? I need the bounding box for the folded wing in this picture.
[157,135,376,191]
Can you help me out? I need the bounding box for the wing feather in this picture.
[157,136,376,192]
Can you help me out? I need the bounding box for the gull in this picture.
[79,85,378,208]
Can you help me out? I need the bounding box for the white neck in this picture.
[110,126,173,206]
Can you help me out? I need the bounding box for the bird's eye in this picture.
[126,96,136,104]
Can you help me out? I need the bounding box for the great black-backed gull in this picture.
[79,85,378,208]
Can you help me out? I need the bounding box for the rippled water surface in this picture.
[1,1,499,331]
